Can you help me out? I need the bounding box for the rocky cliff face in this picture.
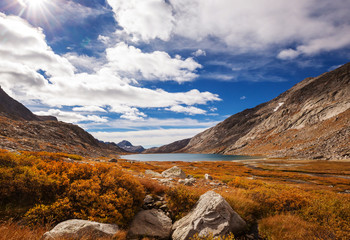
[160,63,350,160]
[0,88,124,156]
[117,140,145,153]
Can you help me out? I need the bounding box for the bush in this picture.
[166,186,200,220]
[0,150,145,227]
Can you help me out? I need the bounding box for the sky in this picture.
[0,0,350,148]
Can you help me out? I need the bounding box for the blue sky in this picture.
[0,0,349,147]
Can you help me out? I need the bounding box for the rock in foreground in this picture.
[42,219,119,240]
[172,191,246,240]
[128,209,172,239]
[162,166,186,179]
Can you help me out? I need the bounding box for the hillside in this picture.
[0,87,124,156]
[144,138,191,154]
[150,63,350,160]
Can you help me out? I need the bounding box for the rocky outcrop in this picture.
[151,63,350,160]
[128,209,172,239]
[117,140,145,153]
[162,166,186,179]
[172,191,247,240]
[42,219,119,240]
[143,138,191,153]
[145,169,162,177]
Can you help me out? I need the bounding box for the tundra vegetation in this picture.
[0,149,349,239]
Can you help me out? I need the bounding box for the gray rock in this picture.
[172,191,247,240]
[204,173,213,180]
[144,195,154,205]
[162,166,186,179]
[145,169,162,177]
[159,178,174,185]
[42,219,119,240]
[128,209,172,239]
[184,178,196,186]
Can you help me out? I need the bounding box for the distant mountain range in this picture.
[117,140,145,153]
[147,63,350,160]
[0,87,124,156]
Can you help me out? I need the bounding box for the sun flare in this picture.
[25,0,48,8]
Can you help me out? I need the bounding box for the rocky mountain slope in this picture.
[152,63,350,160]
[117,140,145,153]
[144,138,191,154]
[0,87,124,156]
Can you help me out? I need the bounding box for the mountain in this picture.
[150,63,350,160]
[0,87,57,121]
[117,140,145,153]
[0,87,124,156]
[143,138,191,154]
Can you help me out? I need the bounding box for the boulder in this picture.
[172,191,247,240]
[178,178,196,186]
[204,174,213,180]
[128,209,172,239]
[108,158,118,163]
[162,166,186,179]
[145,169,162,177]
[42,219,119,240]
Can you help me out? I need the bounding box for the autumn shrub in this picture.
[0,150,145,227]
[258,214,333,240]
[138,177,167,195]
[166,186,200,220]
[190,233,235,240]
[0,220,47,240]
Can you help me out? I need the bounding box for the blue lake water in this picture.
[122,153,261,162]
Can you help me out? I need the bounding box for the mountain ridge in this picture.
[147,63,350,160]
[0,87,124,156]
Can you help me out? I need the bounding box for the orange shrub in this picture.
[0,150,145,227]
[166,186,200,220]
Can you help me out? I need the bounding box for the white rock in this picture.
[204,174,213,180]
[42,219,119,240]
[145,170,162,177]
[128,209,172,239]
[162,166,186,179]
[172,191,246,240]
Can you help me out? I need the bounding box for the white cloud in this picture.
[91,128,207,147]
[165,105,206,115]
[0,14,220,124]
[34,109,108,123]
[107,0,350,58]
[72,106,107,113]
[240,96,246,100]
[98,35,111,45]
[106,0,174,42]
[106,42,202,82]
[193,49,206,57]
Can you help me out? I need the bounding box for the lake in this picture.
[121,153,261,162]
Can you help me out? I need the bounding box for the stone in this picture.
[204,174,213,180]
[172,191,247,240]
[128,209,172,239]
[145,170,162,177]
[42,219,119,240]
[108,158,118,163]
[144,195,154,205]
[159,178,174,185]
[162,166,186,179]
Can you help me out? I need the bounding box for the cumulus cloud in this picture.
[72,106,107,113]
[193,49,206,57]
[106,0,174,42]
[107,0,350,58]
[34,109,108,123]
[106,42,202,82]
[165,105,206,115]
[91,128,207,147]
[0,13,220,124]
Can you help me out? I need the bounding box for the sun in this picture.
[26,0,48,8]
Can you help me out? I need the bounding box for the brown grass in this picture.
[0,221,47,240]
